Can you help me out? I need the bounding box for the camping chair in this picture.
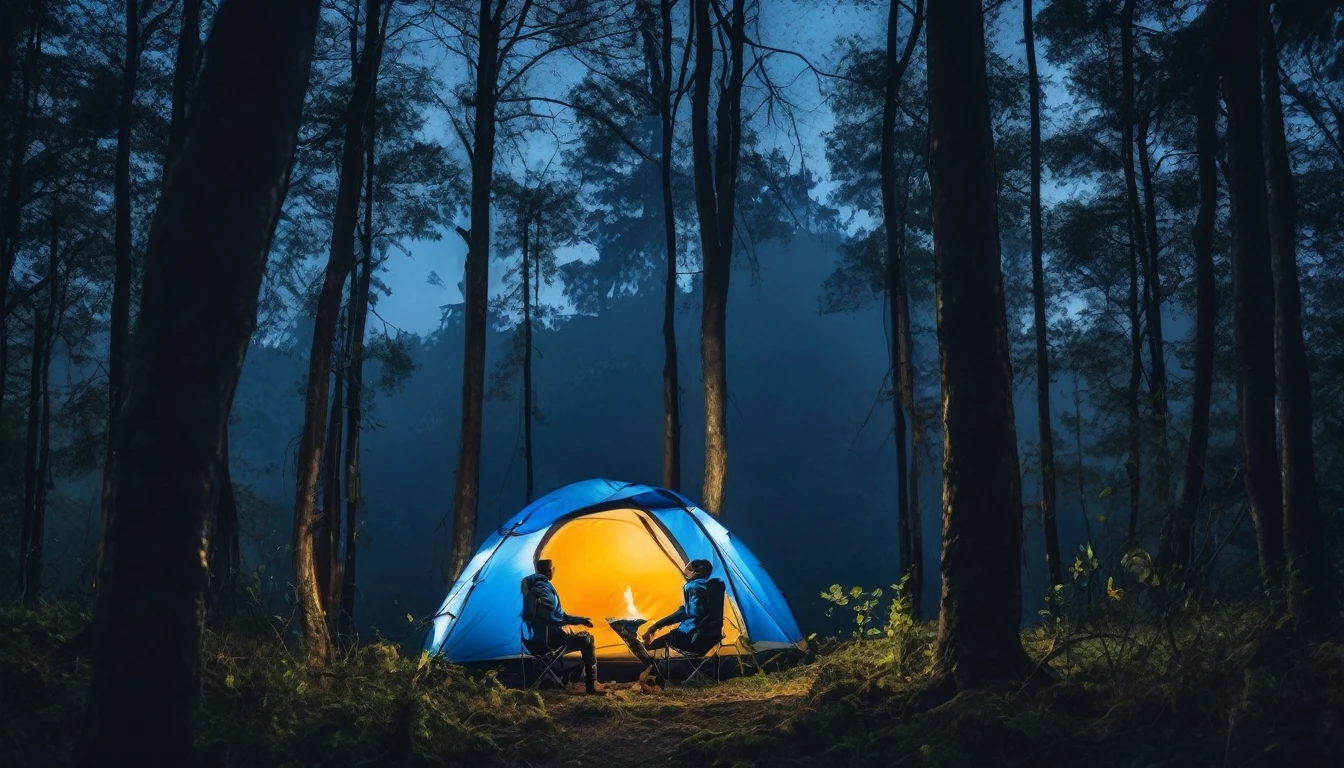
[656,576,727,685]
[520,626,579,690]
[656,634,724,685]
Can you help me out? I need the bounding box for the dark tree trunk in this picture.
[101,0,141,552]
[208,422,239,609]
[1024,0,1061,587]
[896,239,924,618]
[1121,0,1144,546]
[76,1,319,762]
[881,0,924,610]
[1159,2,1220,582]
[1137,113,1170,509]
[1223,0,1284,599]
[926,0,1031,687]
[20,301,45,607]
[163,0,202,184]
[521,214,535,502]
[447,0,502,582]
[1259,0,1337,626]
[292,0,381,662]
[339,72,378,640]
[649,0,681,492]
[693,0,744,516]
[1,3,38,425]
[317,312,346,622]
[31,231,57,608]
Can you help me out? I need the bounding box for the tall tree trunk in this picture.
[0,2,38,425]
[1159,2,1220,583]
[339,73,378,640]
[521,213,535,502]
[163,0,202,184]
[693,0,744,517]
[651,0,681,492]
[77,1,319,761]
[926,0,1031,687]
[1223,0,1284,600]
[20,301,45,607]
[1137,113,1170,509]
[446,0,502,582]
[101,0,141,550]
[897,256,924,618]
[1121,0,1145,546]
[292,0,381,662]
[880,0,924,610]
[1126,222,1142,545]
[1024,0,1061,587]
[30,226,57,609]
[1259,0,1337,626]
[317,311,346,623]
[208,422,239,609]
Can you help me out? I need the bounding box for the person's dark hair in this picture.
[688,559,712,578]
[536,559,554,574]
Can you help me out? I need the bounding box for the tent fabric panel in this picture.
[430,529,547,660]
[500,479,648,536]
[691,507,803,644]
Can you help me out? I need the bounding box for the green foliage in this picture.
[819,575,916,643]
[0,605,557,767]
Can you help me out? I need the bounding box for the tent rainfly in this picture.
[425,479,806,662]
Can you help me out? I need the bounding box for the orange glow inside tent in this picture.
[538,508,745,660]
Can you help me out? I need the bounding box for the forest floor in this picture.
[3,601,1343,767]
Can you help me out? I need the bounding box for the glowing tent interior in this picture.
[424,479,805,662]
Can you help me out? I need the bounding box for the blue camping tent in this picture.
[425,479,805,662]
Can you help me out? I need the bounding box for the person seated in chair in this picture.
[521,559,603,695]
[635,559,724,680]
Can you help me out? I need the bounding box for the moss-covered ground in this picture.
[3,603,1340,766]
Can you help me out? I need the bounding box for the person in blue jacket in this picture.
[636,559,725,674]
[521,559,603,694]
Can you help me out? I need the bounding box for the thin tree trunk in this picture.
[339,72,378,640]
[101,0,140,549]
[1,3,38,426]
[1137,113,1170,508]
[1126,221,1142,546]
[1159,2,1220,582]
[317,311,346,623]
[30,226,57,609]
[1121,0,1145,547]
[693,0,744,517]
[77,2,320,761]
[521,212,534,502]
[1025,0,1061,587]
[447,0,502,582]
[20,301,45,607]
[292,0,381,662]
[651,0,681,492]
[881,0,923,611]
[926,0,1031,687]
[1259,0,1337,626]
[1223,0,1284,600]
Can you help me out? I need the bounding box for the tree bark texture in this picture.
[693,0,744,517]
[447,0,502,582]
[926,0,1031,687]
[163,0,202,185]
[1024,0,1061,587]
[292,0,381,661]
[1223,0,1285,598]
[1121,0,1145,545]
[1258,0,1337,625]
[77,1,319,762]
[1159,2,1220,582]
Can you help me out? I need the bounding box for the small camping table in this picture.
[605,618,656,665]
